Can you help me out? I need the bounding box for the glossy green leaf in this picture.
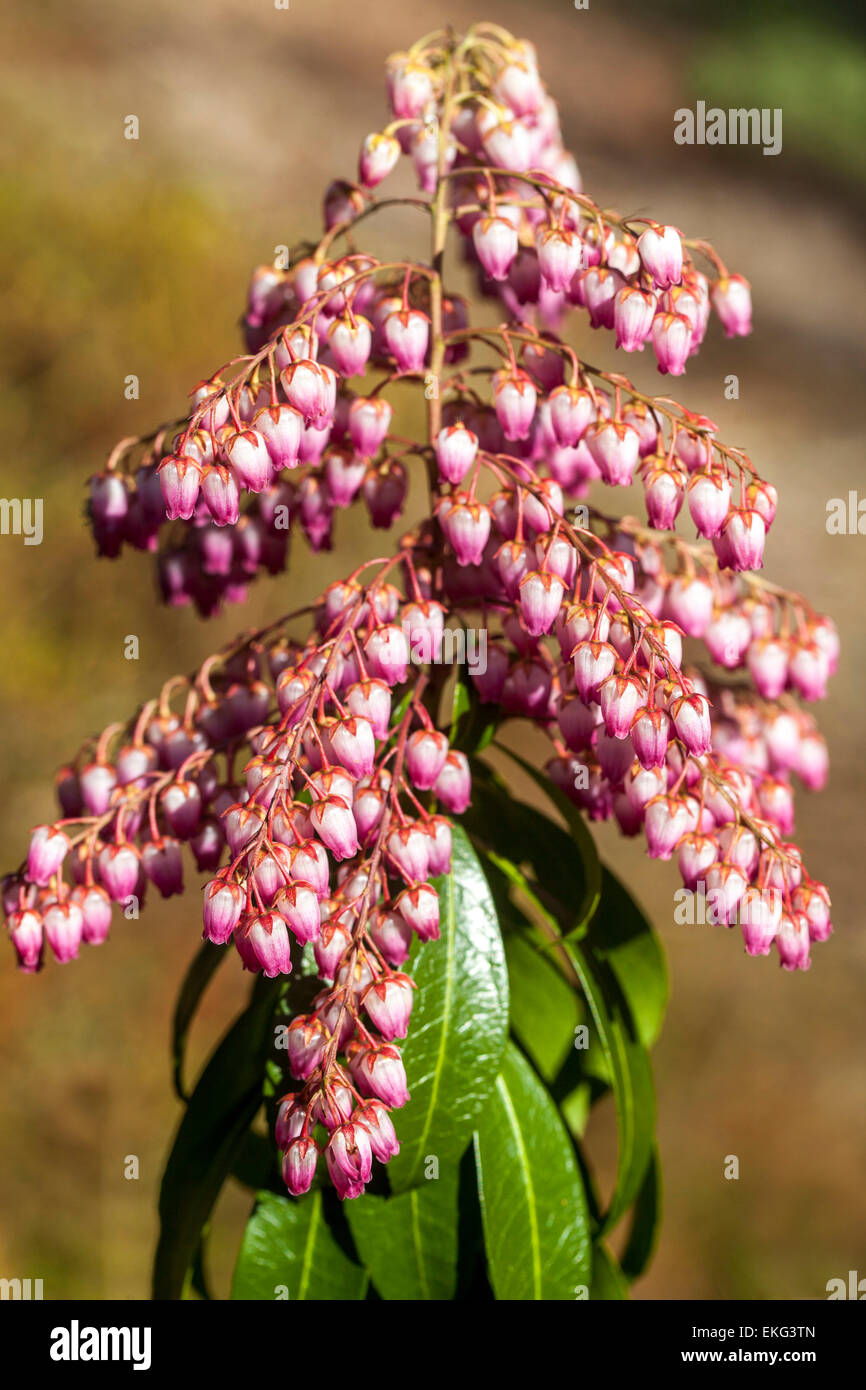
[464,766,597,942]
[474,1042,592,1300]
[590,1242,630,1300]
[171,940,229,1101]
[465,772,658,1237]
[153,974,283,1300]
[621,1143,663,1282]
[477,849,532,938]
[449,665,471,734]
[505,931,582,1083]
[566,940,655,1232]
[561,1080,592,1139]
[493,743,602,930]
[449,664,498,754]
[468,822,590,1051]
[473,771,667,1057]
[388,825,508,1192]
[190,1237,212,1301]
[231,1191,367,1300]
[389,684,416,732]
[586,866,668,1049]
[344,1164,460,1299]
[231,1130,282,1194]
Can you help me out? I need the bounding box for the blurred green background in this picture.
[0,0,864,1299]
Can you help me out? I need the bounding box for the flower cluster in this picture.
[6,565,470,1195]
[5,24,835,1198]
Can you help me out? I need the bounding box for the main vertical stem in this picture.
[426,39,459,449]
[422,38,464,728]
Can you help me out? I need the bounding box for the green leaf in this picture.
[473,1042,592,1300]
[190,1237,212,1301]
[463,767,597,943]
[231,1191,367,1300]
[590,1242,630,1300]
[449,666,498,754]
[492,743,602,930]
[449,665,472,734]
[505,931,583,1083]
[462,757,662,1260]
[389,684,416,731]
[493,876,656,1235]
[566,940,655,1233]
[586,866,668,1049]
[463,769,658,1238]
[388,824,509,1192]
[231,1130,282,1193]
[476,850,531,937]
[621,1143,663,1282]
[344,1164,460,1300]
[153,974,283,1300]
[171,940,229,1101]
[561,1080,592,1139]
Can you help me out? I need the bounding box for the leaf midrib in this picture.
[410,1189,430,1300]
[297,1194,319,1300]
[572,944,641,1229]
[402,868,457,1186]
[496,1072,542,1299]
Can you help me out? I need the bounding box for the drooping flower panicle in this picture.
[5,24,834,1201]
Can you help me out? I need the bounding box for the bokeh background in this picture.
[1,0,864,1300]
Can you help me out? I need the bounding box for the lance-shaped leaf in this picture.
[463,764,598,942]
[505,931,583,1084]
[344,1164,460,1300]
[231,1190,367,1300]
[585,865,668,1050]
[231,1130,282,1194]
[388,824,509,1192]
[590,1242,630,1300]
[171,939,229,1101]
[153,974,283,1300]
[474,1042,592,1300]
[621,1143,663,1282]
[492,743,602,931]
[450,664,498,754]
[566,939,656,1233]
[462,773,658,1237]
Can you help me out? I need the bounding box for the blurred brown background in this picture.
[0,0,864,1300]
